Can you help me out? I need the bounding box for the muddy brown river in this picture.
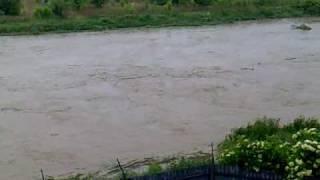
[0,18,320,179]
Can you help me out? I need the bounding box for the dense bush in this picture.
[297,0,320,15]
[165,0,173,11]
[286,128,320,179]
[69,0,88,10]
[0,0,21,15]
[119,0,128,7]
[227,117,281,141]
[253,0,270,6]
[194,0,212,6]
[147,163,163,175]
[123,2,135,13]
[33,6,53,19]
[150,0,168,6]
[91,0,106,8]
[284,116,320,133]
[168,157,209,171]
[218,117,320,180]
[150,0,179,5]
[296,0,320,15]
[49,0,68,17]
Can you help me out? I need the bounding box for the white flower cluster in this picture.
[218,127,319,180]
[218,138,277,172]
[286,128,320,180]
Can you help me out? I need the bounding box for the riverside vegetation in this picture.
[55,116,319,180]
[217,116,320,179]
[0,0,320,35]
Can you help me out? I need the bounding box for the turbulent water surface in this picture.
[0,18,320,179]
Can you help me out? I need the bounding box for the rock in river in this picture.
[291,24,312,31]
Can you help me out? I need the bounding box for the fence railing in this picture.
[127,164,283,180]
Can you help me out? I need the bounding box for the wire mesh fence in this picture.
[128,164,284,180]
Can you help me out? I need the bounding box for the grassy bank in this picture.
[0,0,319,35]
[51,116,319,180]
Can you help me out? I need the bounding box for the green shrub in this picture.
[194,0,212,6]
[227,117,281,141]
[119,0,128,7]
[173,0,189,5]
[284,116,320,133]
[69,0,88,10]
[125,3,135,13]
[33,6,53,19]
[218,117,320,179]
[150,0,168,6]
[218,137,289,173]
[169,157,209,171]
[147,163,163,175]
[0,0,21,15]
[254,0,270,6]
[297,0,320,15]
[49,0,68,17]
[91,0,106,8]
[165,0,173,11]
[286,128,320,179]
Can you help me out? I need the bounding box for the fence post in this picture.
[117,158,127,180]
[210,142,215,180]
[40,169,45,180]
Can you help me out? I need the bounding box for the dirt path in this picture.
[0,18,320,180]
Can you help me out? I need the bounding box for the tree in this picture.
[0,0,21,15]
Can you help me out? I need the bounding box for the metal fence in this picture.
[128,164,283,180]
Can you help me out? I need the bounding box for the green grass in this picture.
[53,116,319,180]
[0,0,316,35]
[218,116,320,153]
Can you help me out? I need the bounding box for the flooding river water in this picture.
[0,18,320,179]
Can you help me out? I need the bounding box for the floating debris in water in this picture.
[285,57,297,61]
[240,67,255,71]
[291,24,312,31]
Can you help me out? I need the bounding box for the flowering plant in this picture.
[286,128,320,179]
[217,118,320,179]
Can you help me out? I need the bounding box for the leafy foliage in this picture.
[228,117,281,141]
[69,0,88,10]
[0,0,312,35]
[34,6,53,19]
[284,116,320,133]
[218,117,320,179]
[194,0,212,6]
[147,163,163,175]
[0,0,21,15]
[165,0,173,11]
[168,156,209,171]
[286,128,320,179]
[297,0,320,15]
[123,2,135,13]
[49,0,69,17]
[150,0,168,6]
[91,0,106,8]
